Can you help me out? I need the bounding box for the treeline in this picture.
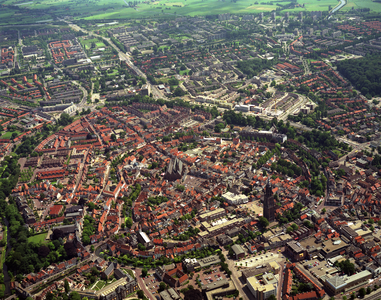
[336,54,381,99]
[236,58,277,78]
[277,202,304,225]
[270,158,302,177]
[82,215,96,245]
[223,110,269,129]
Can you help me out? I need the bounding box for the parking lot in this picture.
[143,274,160,295]
[188,267,229,289]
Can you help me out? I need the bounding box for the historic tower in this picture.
[263,178,275,223]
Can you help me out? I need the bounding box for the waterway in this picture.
[330,0,346,16]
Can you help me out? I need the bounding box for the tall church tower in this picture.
[263,178,275,223]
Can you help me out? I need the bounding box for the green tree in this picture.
[258,216,269,228]
[64,279,70,293]
[70,291,81,300]
[125,218,133,228]
[366,287,371,294]
[358,287,366,298]
[142,268,148,277]
[159,282,166,291]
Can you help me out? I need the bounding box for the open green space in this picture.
[1,131,21,140]
[93,280,106,291]
[28,232,48,244]
[79,37,106,50]
[342,0,381,12]
[3,0,378,24]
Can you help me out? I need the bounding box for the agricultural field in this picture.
[341,0,381,12]
[2,0,380,24]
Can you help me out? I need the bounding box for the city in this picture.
[0,2,381,300]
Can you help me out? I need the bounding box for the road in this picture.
[66,23,164,103]
[134,268,156,300]
[72,81,89,109]
[226,252,250,300]
[301,57,310,75]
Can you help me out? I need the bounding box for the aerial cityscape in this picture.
[1,0,381,300]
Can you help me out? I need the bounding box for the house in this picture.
[231,244,245,259]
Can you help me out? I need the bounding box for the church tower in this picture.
[263,178,275,223]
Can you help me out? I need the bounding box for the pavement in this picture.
[134,268,156,300]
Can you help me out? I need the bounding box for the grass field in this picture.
[0,131,21,139]
[0,0,380,24]
[28,232,48,244]
[0,0,370,25]
[342,0,381,12]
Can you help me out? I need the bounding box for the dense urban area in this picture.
[1,2,381,300]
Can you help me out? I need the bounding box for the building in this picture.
[332,31,342,38]
[325,195,343,206]
[183,258,199,272]
[199,208,226,222]
[101,263,115,279]
[247,273,278,300]
[240,126,287,143]
[74,275,138,300]
[202,279,237,300]
[320,239,349,259]
[263,179,275,223]
[242,262,280,281]
[137,231,153,249]
[324,270,372,295]
[231,244,245,259]
[159,288,181,300]
[222,192,248,205]
[164,157,187,181]
[198,255,221,268]
[286,241,306,262]
[50,205,64,218]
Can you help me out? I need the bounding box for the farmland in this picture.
[1,0,379,25]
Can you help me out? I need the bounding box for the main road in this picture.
[68,23,146,78]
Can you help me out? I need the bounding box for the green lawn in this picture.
[94,281,106,291]
[28,232,48,244]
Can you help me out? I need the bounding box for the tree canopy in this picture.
[336,55,381,99]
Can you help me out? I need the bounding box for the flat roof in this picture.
[199,255,221,268]
[199,208,225,218]
[203,279,230,291]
